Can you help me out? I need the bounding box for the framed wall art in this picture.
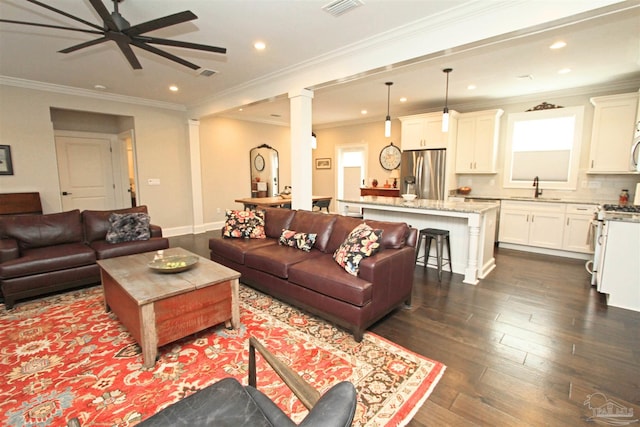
[0,145,13,175]
[315,158,331,169]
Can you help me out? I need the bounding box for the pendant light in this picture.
[441,68,452,132]
[384,81,393,137]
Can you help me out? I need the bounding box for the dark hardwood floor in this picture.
[170,232,640,426]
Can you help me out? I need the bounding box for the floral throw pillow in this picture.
[222,209,266,239]
[105,212,151,244]
[279,229,317,252]
[333,223,383,276]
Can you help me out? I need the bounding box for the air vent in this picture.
[199,69,217,77]
[322,0,364,17]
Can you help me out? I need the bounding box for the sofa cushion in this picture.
[325,216,366,254]
[364,219,409,249]
[288,255,372,307]
[209,236,276,265]
[0,210,83,251]
[244,244,322,279]
[278,229,317,252]
[105,212,151,243]
[90,237,169,260]
[0,242,96,279]
[288,210,337,253]
[83,206,149,243]
[333,224,382,276]
[222,209,266,239]
[263,208,296,239]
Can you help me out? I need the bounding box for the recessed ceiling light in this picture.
[550,41,567,49]
[558,68,571,74]
[361,109,368,115]
[399,97,407,103]
[254,41,266,50]
[169,85,179,92]
[467,84,477,90]
[238,108,244,112]
[94,84,107,90]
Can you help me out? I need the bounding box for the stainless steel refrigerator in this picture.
[400,149,446,200]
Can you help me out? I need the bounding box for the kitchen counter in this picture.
[338,196,499,285]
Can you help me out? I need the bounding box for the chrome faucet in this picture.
[532,176,543,198]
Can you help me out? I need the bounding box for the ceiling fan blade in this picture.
[59,36,109,54]
[138,36,227,54]
[127,11,197,36]
[88,0,119,31]
[0,19,102,35]
[112,35,143,69]
[26,0,104,31]
[131,40,199,70]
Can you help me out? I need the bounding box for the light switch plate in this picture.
[147,178,161,185]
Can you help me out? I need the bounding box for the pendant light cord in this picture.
[385,82,392,120]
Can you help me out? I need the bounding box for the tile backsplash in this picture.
[456,172,640,204]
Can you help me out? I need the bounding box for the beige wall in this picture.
[311,119,402,209]
[198,116,291,224]
[0,85,192,229]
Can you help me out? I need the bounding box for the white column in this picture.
[188,119,205,234]
[288,89,314,211]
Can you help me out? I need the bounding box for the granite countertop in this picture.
[338,196,499,214]
[462,195,605,205]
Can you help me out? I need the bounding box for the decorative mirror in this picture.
[250,144,279,197]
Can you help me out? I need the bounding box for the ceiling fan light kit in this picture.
[441,68,452,132]
[384,81,393,138]
[0,0,227,70]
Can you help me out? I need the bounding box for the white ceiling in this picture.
[1,0,639,127]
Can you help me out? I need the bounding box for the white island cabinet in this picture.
[338,196,499,285]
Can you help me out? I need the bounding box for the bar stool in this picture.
[415,228,452,281]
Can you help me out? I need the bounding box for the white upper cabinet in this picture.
[399,112,457,150]
[588,91,639,173]
[455,109,503,174]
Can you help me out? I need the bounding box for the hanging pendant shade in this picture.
[384,82,393,137]
[442,68,452,132]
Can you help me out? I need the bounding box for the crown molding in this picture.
[0,76,186,112]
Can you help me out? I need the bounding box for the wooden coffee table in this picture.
[97,247,241,368]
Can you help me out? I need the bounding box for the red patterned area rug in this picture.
[0,285,445,427]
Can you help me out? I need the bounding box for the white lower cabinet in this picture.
[499,201,595,253]
[563,204,597,253]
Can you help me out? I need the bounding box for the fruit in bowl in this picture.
[401,194,417,201]
[457,187,472,195]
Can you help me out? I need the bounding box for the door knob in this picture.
[62,191,72,195]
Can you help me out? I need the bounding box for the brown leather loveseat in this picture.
[209,208,417,341]
[0,206,168,308]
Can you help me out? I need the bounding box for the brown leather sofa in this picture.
[209,208,417,341]
[0,206,168,308]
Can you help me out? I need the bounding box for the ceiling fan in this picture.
[0,0,227,70]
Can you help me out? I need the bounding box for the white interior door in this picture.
[55,132,117,211]
[343,166,362,214]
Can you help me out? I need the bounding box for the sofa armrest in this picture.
[0,238,20,263]
[357,246,415,300]
[150,224,163,238]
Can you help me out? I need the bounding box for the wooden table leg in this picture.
[230,278,240,329]
[140,303,158,368]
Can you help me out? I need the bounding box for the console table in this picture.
[360,187,400,197]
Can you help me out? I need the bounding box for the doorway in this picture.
[55,130,134,211]
[336,144,367,215]
[50,108,137,212]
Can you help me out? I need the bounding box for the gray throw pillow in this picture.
[105,212,151,243]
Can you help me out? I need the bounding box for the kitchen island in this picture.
[338,196,499,284]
